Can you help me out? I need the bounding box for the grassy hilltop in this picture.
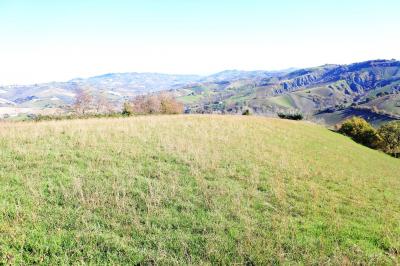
[0,115,399,264]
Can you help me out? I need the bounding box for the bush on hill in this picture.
[122,101,134,116]
[338,117,381,149]
[242,109,251,115]
[378,120,400,157]
[277,111,303,120]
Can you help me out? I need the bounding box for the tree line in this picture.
[122,93,183,115]
[72,89,183,116]
[33,89,183,121]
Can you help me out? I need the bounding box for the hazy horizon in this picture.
[1,0,399,85]
[1,59,398,87]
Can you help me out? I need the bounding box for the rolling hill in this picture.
[0,115,399,264]
[0,59,399,126]
[0,73,202,117]
[175,60,400,125]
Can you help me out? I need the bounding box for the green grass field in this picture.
[0,115,399,264]
[178,94,204,104]
[268,95,296,109]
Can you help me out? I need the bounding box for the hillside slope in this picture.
[0,115,399,264]
[176,60,400,125]
[1,60,399,125]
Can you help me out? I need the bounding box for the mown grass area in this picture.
[0,115,399,264]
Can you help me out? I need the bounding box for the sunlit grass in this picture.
[0,115,399,264]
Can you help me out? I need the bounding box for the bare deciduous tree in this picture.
[124,93,183,115]
[95,93,114,114]
[73,88,93,115]
[159,93,184,114]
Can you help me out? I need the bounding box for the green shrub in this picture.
[277,111,303,120]
[378,121,400,157]
[122,101,133,116]
[338,117,381,149]
[242,109,251,115]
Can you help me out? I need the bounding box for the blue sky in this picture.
[0,0,399,84]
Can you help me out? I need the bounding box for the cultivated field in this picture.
[0,115,399,264]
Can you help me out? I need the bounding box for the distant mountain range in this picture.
[0,73,202,109]
[0,59,399,125]
[173,59,400,126]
